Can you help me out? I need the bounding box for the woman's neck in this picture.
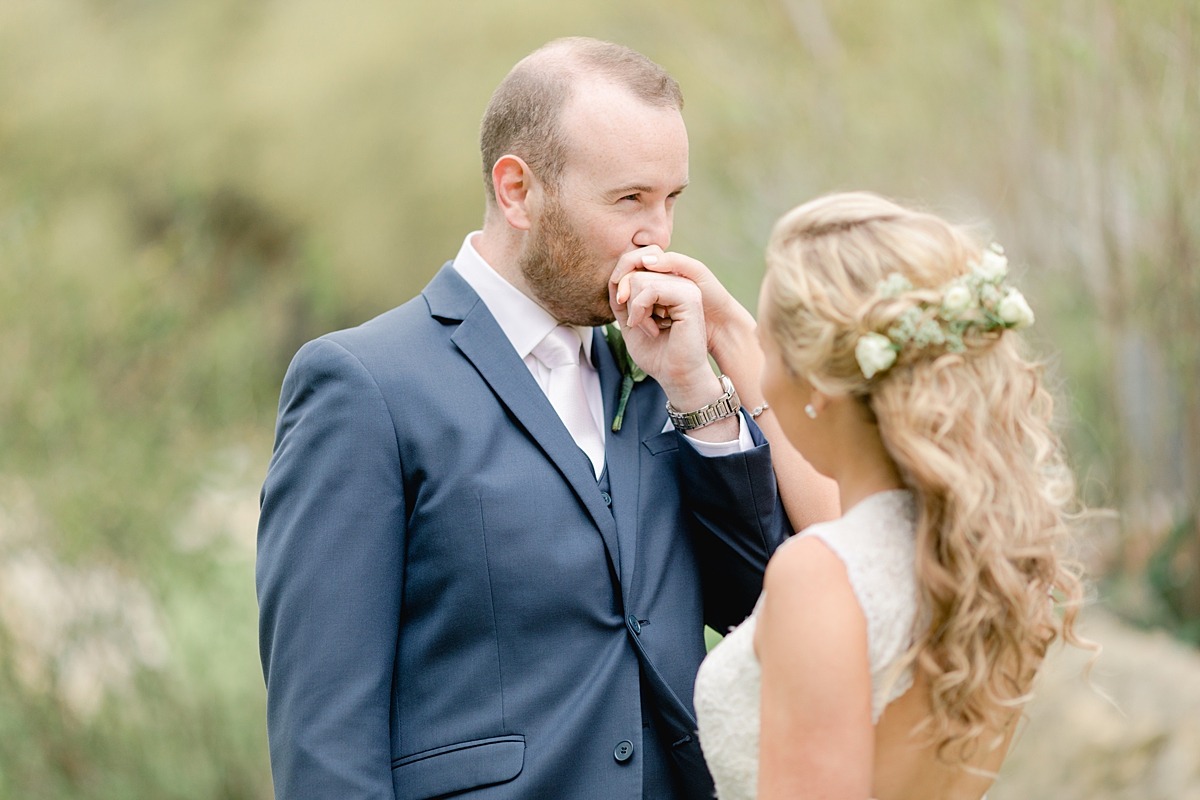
[835,461,905,514]
[829,424,905,514]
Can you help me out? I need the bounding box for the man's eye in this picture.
[620,194,639,202]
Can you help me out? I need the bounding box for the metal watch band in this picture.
[666,374,742,432]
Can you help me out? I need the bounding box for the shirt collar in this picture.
[451,232,597,366]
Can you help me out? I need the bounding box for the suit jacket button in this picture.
[614,740,634,763]
[600,491,612,507]
[627,615,641,634]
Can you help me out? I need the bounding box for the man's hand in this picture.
[609,259,739,443]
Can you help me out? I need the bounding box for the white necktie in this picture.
[532,326,606,478]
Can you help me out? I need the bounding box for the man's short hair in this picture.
[479,38,684,205]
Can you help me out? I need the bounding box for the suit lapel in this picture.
[593,329,640,591]
[424,266,622,577]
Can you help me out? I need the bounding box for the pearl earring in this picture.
[805,403,818,419]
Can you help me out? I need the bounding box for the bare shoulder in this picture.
[758,533,865,652]
[764,534,854,606]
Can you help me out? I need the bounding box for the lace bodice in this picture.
[693,490,922,800]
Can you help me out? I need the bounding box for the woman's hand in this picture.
[609,246,756,364]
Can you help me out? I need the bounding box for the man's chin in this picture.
[541,295,615,328]
[583,302,619,328]
[558,310,616,328]
[583,307,617,327]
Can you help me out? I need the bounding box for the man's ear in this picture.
[492,155,540,231]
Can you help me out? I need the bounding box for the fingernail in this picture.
[643,255,659,265]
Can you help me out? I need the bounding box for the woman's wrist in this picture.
[709,305,760,376]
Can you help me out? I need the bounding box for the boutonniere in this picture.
[603,324,648,432]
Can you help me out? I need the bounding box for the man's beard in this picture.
[518,195,615,327]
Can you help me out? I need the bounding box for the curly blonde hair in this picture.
[763,192,1088,762]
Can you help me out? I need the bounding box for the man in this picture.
[257,38,792,799]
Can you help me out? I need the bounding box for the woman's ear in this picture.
[808,389,831,415]
[492,155,540,231]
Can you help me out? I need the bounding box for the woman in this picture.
[620,192,1087,799]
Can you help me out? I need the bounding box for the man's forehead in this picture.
[557,78,689,188]
[560,77,683,131]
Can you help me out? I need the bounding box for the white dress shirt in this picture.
[450,233,753,463]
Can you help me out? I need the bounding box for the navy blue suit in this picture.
[257,264,791,799]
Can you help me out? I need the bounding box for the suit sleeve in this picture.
[257,337,404,799]
[675,412,792,634]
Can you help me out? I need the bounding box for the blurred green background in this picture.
[0,1,1197,797]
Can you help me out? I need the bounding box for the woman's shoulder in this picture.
[770,490,920,641]
[766,489,917,604]
[761,528,865,642]
[760,531,866,654]
[765,531,849,596]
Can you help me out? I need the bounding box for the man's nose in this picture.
[631,207,672,249]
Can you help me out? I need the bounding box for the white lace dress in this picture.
[693,490,922,800]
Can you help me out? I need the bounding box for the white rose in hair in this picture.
[997,289,1035,329]
[941,284,973,317]
[855,333,897,379]
[973,247,1008,283]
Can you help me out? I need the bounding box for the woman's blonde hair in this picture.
[763,191,1087,761]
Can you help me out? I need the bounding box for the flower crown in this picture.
[854,244,1035,380]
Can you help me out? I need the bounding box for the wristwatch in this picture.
[666,374,742,432]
